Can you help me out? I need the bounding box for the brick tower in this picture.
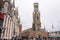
[32,3,41,31]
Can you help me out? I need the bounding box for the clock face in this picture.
[3,2,9,13]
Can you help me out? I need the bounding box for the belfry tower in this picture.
[32,3,41,31]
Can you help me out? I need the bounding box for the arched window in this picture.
[37,17,39,19]
[33,24,35,31]
[37,28,40,31]
[3,2,9,13]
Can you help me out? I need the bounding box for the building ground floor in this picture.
[20,36,60,40]
[21,36,48,40]
[48,36,60,40]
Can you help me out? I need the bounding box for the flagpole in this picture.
[54,25,55,40]
[52,24,55,40]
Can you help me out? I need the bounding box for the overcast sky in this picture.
[15,0,60,32]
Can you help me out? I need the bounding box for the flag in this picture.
[0,13,4,19]
[52,24,54,29]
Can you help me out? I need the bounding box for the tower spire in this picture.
[44,26,46,30]
[5,0,11,4]
[12,0,15,7]
[52,24,54,29]
[52,24,55,32]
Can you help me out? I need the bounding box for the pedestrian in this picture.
[33,37,36,40]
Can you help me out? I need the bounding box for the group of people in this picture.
[21,37,41,40]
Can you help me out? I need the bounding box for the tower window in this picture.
[38,28,40,31]
[33,24,35,31]
[37,17,39,19]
